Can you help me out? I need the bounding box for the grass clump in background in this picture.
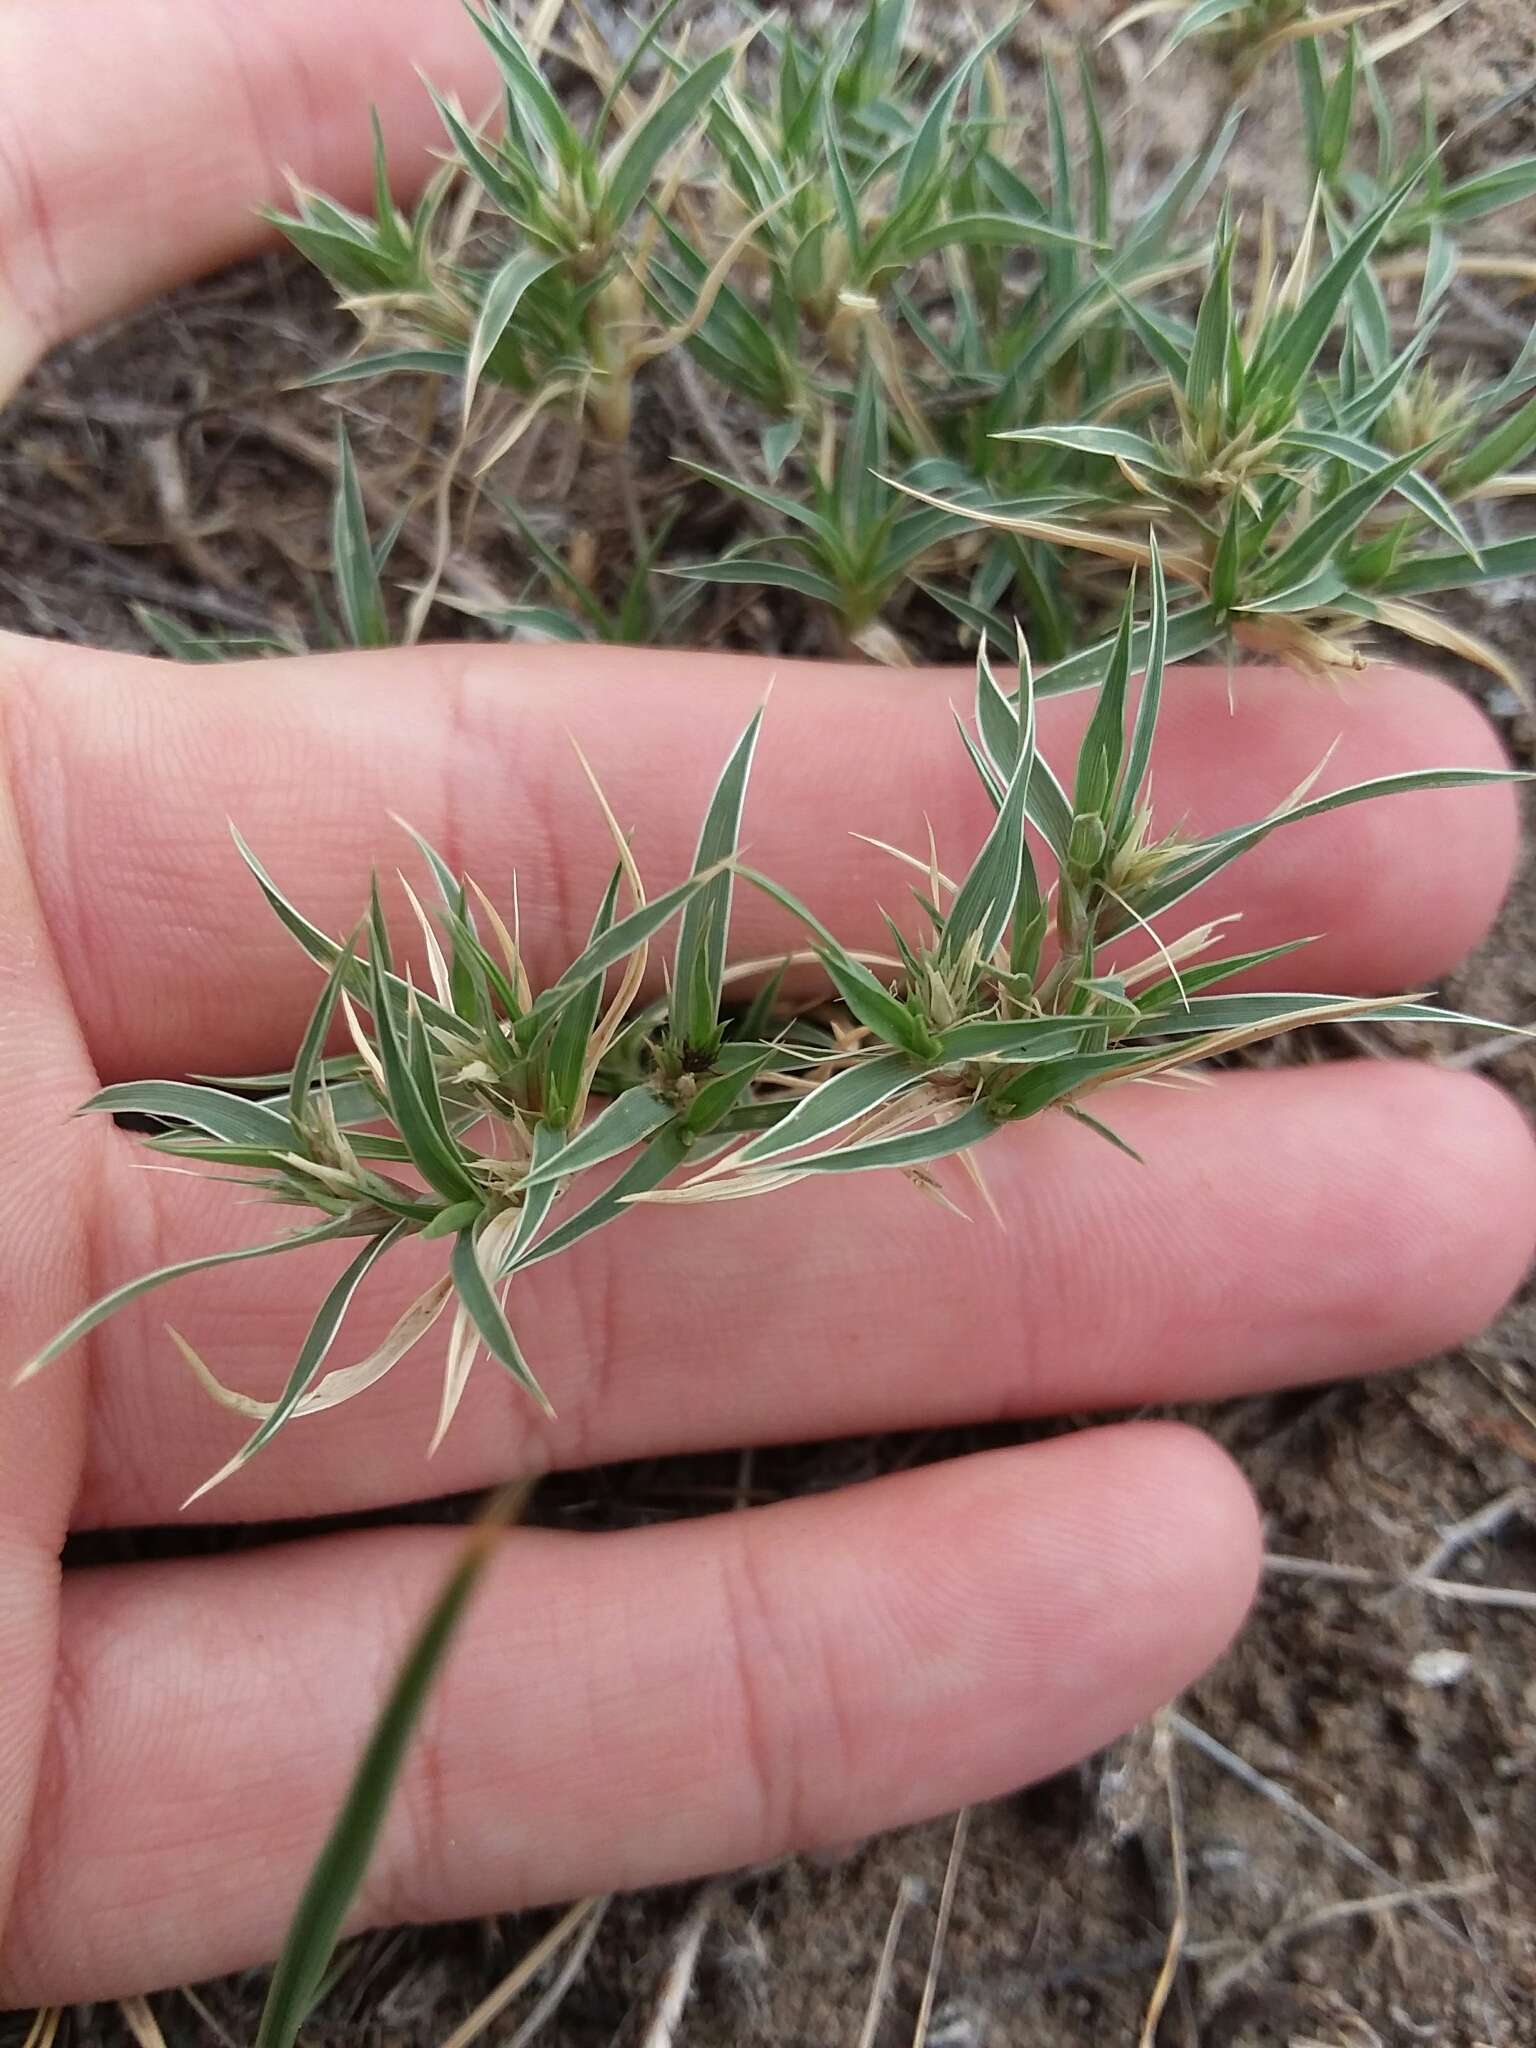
[185,0,1536,678]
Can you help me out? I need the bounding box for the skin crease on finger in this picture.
[2,1424,1264,2004]
[0,635,1521,1082]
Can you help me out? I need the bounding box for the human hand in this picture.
[1,1,1533,2008]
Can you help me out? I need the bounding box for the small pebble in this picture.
[1408,1648,1472,1688]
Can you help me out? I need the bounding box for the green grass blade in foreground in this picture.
[1281,428,1478,560]
[934,1018,1091,1059]
[468,4,583,174]
[511,1119,695,1271]
[289,934,363,1128]
[670,557,844,606]
[428,83,531,215]
[1110,534,1169,845]
[818,949,940,1058]
[992,1046,1163,1117]
[1069,575,1136,828]
[680,1046,777,1133]
[1129,936,1318,1011]
[502,1121,569,1266]
[993,423,1186,479]
[1374,533,1536,598]
[1184,215,1234,417]
[962,644,1071,870]
[602,43,739,231]
[940,734,1034,970]
[365,948,481,1205]
[1132,992,1518,1034]
[464,250,561,412]
[525,866,725,1037]
[1255,445,1429,594]
[233,832,458,1044]
[1439,390,1536,499]
[546,866,623,1126]
[303,349,467,390]
[1249,173,1418,402]
[755,1098,1000,1179]
[974,639,1021,777]
[1033,605,1223,697]
[255,1488,523,2048]
[734,1049,924,1167]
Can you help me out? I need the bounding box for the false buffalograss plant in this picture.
[13,567,1525,2037]
[130,4,1536,668]
[202,0,1533,674]
[18,544,1519,1492]
[902,175,1536,691]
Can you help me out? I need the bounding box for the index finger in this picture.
[0,634,1517,1082]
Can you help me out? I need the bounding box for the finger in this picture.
[0,0,491,398]
[0,687,102,1962]
[4,637,1517,1084]
[2,1422,1261,2004]
[77,1061,1536,1528]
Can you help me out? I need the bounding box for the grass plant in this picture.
[19,541,1520,1483]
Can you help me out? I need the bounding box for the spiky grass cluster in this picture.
[165,0,1535,678]
[22,550,1517,1494]
[32,4,1536,1493]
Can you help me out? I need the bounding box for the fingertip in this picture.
[1080,1421,1263,1675]
[1394,1064,1536,1345]
[1374,660,1517,779]
[940,1426,1263,1745]
[1139,660,1520,993]
[1343,665,1520,984]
